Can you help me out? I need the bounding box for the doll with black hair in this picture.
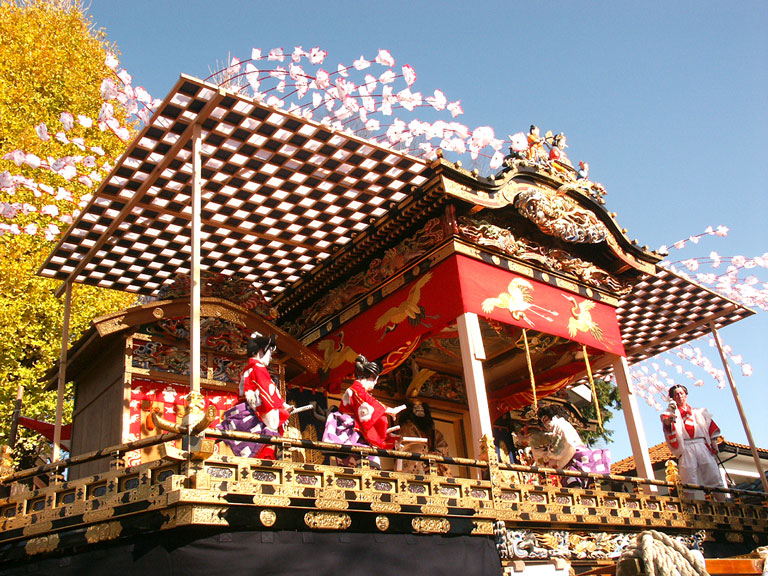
[339,354,404,450]
[219,331,292,459]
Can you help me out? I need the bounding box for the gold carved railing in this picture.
[0,431,766,563]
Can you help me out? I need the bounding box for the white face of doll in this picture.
[360,376,378,391]
[259,348,272,366]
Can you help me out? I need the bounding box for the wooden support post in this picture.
[52,282,72,463]
[710,322,768,493]
[190,122,202,396]
[612,356,655,485]
[456,312,493,462]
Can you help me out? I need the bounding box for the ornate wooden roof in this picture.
[37,74,754,367]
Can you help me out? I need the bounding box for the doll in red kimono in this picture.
[220,332,292,459]
[339,354,404,451]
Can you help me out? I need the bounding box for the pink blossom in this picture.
[365,119,380,132]
[6,150,25,166]
[77,115,93,128]
[41,204,59,216]
[135,86,152,104]
[396,89,421,111]
[379,70,396,84]
[715,225,729,237]
[683,258,699,271]
[709,251,721,268]
[245,63,260,92]
[268,48,285,61]
[470,126,495,150]
[269,66,287,79]
[98,102,114,123]
[24,153,41,169]
[291,46,307,62]
[315,69,331,90]
[23,223,38,235]
[44,223,60,241]
[113,126,130,141]
[78,175,94,187]
[489,151,504,170]
[59,112,74,131]
[353,56,370,70]
[510,132,528,152]
[732,255,746,267]
[673,240,685,250]
[100,78,118,101]
[35,123,50,141]
[117,69,132,85]
[402,64,416,87]
[375,49,395,67]
[251,48,262,61]
[105,52,119,70]
[309,47,327,64]
[742,364,753,377]
[447,101,463,118]
[425,89,447,111]
[336,63,349,78]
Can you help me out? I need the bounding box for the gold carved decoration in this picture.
[85,521,123,544]
[316,499,349,511]
[411,516,450,534]
[472,520,494,535]
[260,509,277,527]
[23,521,53,537]
[371,501,401,514]
[304,511,351,531]
[375,515,390,532]
[420,505,449,516]
[192,506,227,525]
[252,495,291,507]
[25,533,59,555]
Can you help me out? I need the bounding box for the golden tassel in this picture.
[582,344,603,430]
[522,329,538,413]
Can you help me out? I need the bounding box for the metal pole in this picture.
[709,321,768,493]
[52,282,72,462]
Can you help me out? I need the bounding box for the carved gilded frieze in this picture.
[316,499,349,511]
[252,495,291,507]
[457,216,630,294]
[411,516,450,534]
[304,511,352,531]
[25,533,59,556]
[370,501,401,514]
[85,521,123,544]
[285,217,445,336]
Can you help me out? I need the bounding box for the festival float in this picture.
[0,50,766,575]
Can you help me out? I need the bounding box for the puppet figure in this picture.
[219,332,293,459]
[340,355,404,449]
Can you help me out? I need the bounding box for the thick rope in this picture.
[617,530,709,576]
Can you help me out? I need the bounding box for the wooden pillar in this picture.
[612,355,655,482]
[456,312,493,460]
[710,322,768,492]
[52,281,72,463]
[190,122,202,395]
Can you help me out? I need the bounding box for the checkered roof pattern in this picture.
[39,75,429,298]
[617,265,754,363]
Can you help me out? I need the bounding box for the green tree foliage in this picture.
[0,0,134,458]
[579,377,622,447]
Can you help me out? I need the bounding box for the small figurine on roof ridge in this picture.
[503,127,608,204]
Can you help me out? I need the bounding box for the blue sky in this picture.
[87,0,768,461]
